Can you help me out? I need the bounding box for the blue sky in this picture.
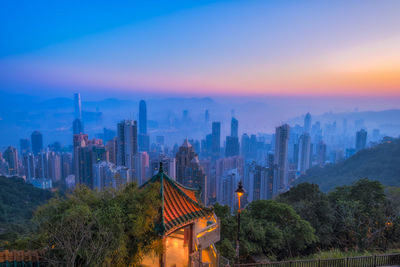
[1,0,400,97]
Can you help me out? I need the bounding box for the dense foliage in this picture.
[0,176,52,244]
[33,183,161,266]
[215,200,317,262]
[296,139,400,192]
[216,179,400,263]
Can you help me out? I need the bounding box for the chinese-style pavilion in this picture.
[141,163,220,267]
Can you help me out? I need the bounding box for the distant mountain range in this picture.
[296,138,400,192]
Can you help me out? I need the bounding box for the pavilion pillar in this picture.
[159,236,166,267]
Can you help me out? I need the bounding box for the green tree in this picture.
[329,179,392,250]
[278,183,335,249]
[33,183,161,266]
[215,200,317,261]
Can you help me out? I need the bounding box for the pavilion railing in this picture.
[233,253,400,267]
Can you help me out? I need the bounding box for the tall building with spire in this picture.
[175,139,207,204]
[231,117,238,138]
[73,93,84,134]
[74,93,82,120]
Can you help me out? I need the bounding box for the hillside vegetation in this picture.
[0,176,52,242]
[296,138,400,192]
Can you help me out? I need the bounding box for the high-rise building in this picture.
[226,117,239,157]
[356,129,367,152]
[36,150,49,179]
[74,93,82,120]
[316,141,327,167]
[93,161,130,191]
[175,139,207,204]
[4,146,18,175]
[134,151,149,185]
[31,131,43,155]
[225,136,239,157]
[61,152,72,180]
[73,134,90,186]
[217,168,240,212]
[274,124,290,192]
[248,164,274,202]
[73,118,84,134]
[211,122,221,159]
[23,153,35,180]
[117,120,138,169]
[138,100,150,152]
[0,153,9,176]
[19,139,30,155]
[304,113,312,133]
[139,100,147,134]
[297,133,311,175]
[231,117,238,138]
[48,151,62,182]
[106,138,117,164]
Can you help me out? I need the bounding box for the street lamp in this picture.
[235,181,245,264]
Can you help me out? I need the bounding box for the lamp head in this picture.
[235,181,245,198]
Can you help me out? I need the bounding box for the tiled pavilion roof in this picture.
[141,165,213,236]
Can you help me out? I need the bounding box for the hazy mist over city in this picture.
[1,91,400,150]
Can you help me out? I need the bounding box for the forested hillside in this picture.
[0,176,52,242]
[296,138,400,192]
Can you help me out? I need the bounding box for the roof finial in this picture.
[159,161,163,173]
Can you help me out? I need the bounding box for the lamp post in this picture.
[235,181,245,264]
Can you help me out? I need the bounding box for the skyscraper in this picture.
[356,129,367,151]
[139,100,147,134]
[4,146,18,175]
[138,100,150,152]
[31,131,43,155]
[304,112,312,133]
[106,138,117,164]
[316,141,327,167]
[231,117,238,138]
[73,133,90,186]
[73,93,84,135]
[211,122,221,159]
[175,139,207,204]
[225,136,239,157]
[74,93,82,120]
[73,118,84,134]
[226,117,239,157]
[134,151,149,185]
[297,133,311,175]
[117,120,138,169]
[274,124,290,191]
[23,153,35,180]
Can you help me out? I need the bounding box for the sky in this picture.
[1,0,400,98]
